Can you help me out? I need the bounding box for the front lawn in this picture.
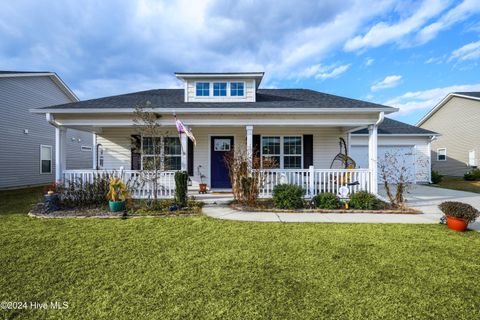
[434,176,480,194]
[1,188,480,319]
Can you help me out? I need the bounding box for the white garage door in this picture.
[350,145,416,183]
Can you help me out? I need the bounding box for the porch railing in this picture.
[62,170,177,199]
[258,167,372,198]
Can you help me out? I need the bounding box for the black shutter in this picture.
[253,135,261,169]
[131,135,141,170]
[188,139,194,176]
[303,134,313,169]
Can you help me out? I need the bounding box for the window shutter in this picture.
[303,134,313,168]
[253,135,261,169]
[188,139,194,176]
[131,135,141,170]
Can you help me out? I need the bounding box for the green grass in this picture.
[435,176,480,194]
[1,188,480,319]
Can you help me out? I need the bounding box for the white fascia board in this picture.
[416,93,480,126]
[30,107,397,114]
[351,133,439,137]
[175,73,264,79]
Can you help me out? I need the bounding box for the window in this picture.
[283,136,302,169]
[142,137,181,170]
[230,82,244,96]
[40,145,52,174]
[261,136,302,169]
[469,150,476,167]
[214,138,231,151]
[81,146,92,152]
[437,148,446,161]
[262,136,281,168]
[213,82,227,96]
[196,82,210,96]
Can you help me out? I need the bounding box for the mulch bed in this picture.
[230,203,421,214]
[28,203,199,219]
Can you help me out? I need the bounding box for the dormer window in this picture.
[196,82,210,96]
[230,82,244,96]
[213,82,227,96]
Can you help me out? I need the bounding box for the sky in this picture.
[1,0,480,124]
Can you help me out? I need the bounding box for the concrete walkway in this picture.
[202,185,480,230]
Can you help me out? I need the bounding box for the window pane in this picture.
[284,156,302,169]
[143,156,162,170]
[143,137,153,154]
[213,82,227,96]
[164,137,181,155]
[164,156,181,170]
[262,156,280,168]
[262,137,280,155]
[41,146,51,160]
[230,82,244,96]
[41,160,51,173]
[196,82,210,96]
[284,136,301,155]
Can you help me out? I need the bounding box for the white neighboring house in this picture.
[0,71,93,189]
[30,72,436,198]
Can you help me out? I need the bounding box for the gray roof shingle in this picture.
[454,92,480,99]
[352,117,437,135]
[38,88,396,110]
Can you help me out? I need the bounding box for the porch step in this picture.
[189,191,234,204]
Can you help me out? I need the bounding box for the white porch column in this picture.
[180,133,188,171]
[368,124,378,194]
[246,125,253,169]
[92,133,97,169]
[55,127,67,182]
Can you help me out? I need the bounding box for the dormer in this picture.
[175,72,264,103]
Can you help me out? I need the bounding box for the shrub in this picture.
[312,193,339,209]
[56,173,111,209]
[431,170,443,184]
[272,184,305,209]
[174,171,189,208]
[439,201,480,223]
[349,191,377,210]
[107,177,129,202]
[464,168,480,181]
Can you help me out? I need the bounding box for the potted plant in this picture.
[197,165,207,194]
[107,177,129,213]
[439,201,479,232]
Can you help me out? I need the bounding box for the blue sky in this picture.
[1,0,480,124]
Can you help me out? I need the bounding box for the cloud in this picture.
[384,83,480,116]
[344,0,449,51]
[289,63,351,81]
[416,0,480,44]
[371,75,402,91]
[0,0,396,99]
[449,40,480,62]
[365,58,375,66]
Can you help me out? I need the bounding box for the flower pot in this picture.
[446,216,468,232]
[109,200,125,213]
[199,183,207,194]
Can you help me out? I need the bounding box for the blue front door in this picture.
[211,136,234,189]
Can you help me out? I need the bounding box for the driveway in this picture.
[380,184,480,231]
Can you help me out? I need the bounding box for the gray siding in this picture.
[0,76,92,189]
[420,96,480,176]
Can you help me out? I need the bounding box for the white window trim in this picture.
[260,135,303,169]
[140,136,182,171]
[437,148,447,161]
[468,149,476,167]
[194,80,246,98]
[40,144,53,174]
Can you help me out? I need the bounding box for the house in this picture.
[0,71,93,189]
[31,72,436,198]
[417,92,480,177]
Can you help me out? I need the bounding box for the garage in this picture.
[350,118,438,184]
[349,145,416,182]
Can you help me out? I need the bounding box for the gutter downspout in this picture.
[46,113,59,127]
[375,111,385,126]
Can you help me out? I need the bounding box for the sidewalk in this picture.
[202,204,441,224]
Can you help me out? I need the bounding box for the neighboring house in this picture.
[31,72,435,198]
[417,92,480,177]
[351,118,437,183]
[0,71,93,189]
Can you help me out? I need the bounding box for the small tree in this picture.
[379,151,427,209]
[224,148,276,206]
[132,101,173,206]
